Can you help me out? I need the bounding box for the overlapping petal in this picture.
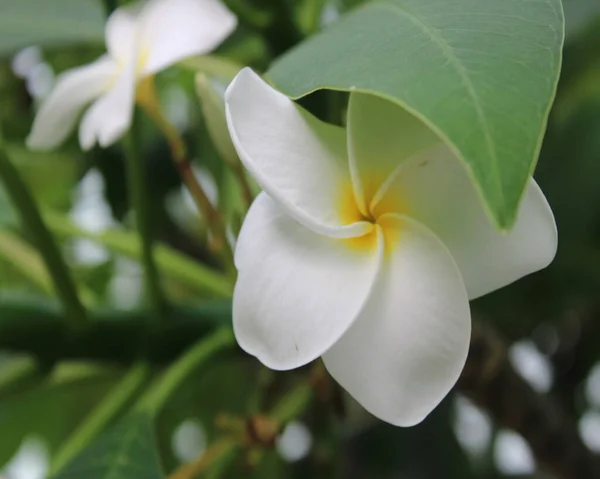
[79,49,138,150]
[226,68,372,238]
[323,214,471,426]
[233,193,382,370]
[26,56,116,151]
[373,146,557,299]
[347,93,439,213]
[138,0,237,75]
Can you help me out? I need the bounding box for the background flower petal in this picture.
[139,0,237,76]
[374,146,558,299]
[26,56,115,151]
[233,193,382,370]
[105,2,141,64]
[226,68,371,238]
[323,214,471,427]
[78,50,137,150]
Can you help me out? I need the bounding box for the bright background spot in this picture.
[508,340,553,393]
[585,362,600,408]
[1,437,48,479]
[453,395,493,457]
[172,419,207,464]
[276,421,312,463]
[579,411,600,453]
[69,168,114,266]
[494,430,536,476]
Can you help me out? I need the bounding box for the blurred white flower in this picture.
[11,46,43,79]
[27,0,236,151]
[25,62,55,100]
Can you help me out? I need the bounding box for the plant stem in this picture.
[0,297,233,364]
[0,143,88,330]
[0,357,47,402]
[0,229,98,305]
[171,374,315,478]
[168,439,238,479]
[43,210,233,298]
[270,381,313,426]
[136,77,234,270]
[231,162,254,210]
[136,327,235,414]
[50,362,151,475]
[123,118,166,322]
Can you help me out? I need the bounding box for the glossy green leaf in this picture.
[53,412,164,479]
[0,0,105,55]
[268,0,564,228]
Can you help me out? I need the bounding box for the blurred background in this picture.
[0,0,600,478]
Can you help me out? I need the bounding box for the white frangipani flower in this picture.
[27,0,236,151]
[225,68,558,427]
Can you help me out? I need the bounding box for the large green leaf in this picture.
[0,371,117,468]
[0,0,105,55]
[53,412,164,479]
[268,0,564,228]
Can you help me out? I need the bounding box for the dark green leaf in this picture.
[53,412,164,479]
[0,372,117,468]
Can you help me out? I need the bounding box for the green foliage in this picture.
[0,0,104,54]
[0,370,118,468]
[268,0,564,229]
[52,412,164,479]
[0,0,597,478]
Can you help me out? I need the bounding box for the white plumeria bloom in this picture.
[27,0,236,151]
[225,68,558,427]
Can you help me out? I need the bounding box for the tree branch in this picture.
[458,321,600,479]
[0,297,231,365]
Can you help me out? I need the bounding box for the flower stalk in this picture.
[167,438,238,479]
[136,327,235,414]
[123,115,167,322]
[136,77,234,269]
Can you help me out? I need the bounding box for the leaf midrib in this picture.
[374,1,506,212]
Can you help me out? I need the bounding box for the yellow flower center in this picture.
[338,183,401,253]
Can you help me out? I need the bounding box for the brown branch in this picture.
[458,321,600,479]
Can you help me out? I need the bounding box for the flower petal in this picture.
[26,56,115,151]
[323,214,471,427]
[347,93,439,213]
[226,68,371,238]
[138,0,237,75]
[78,51,137,150]
[105,2,141,64]
[233,193,382,370]
[373,146,557,299]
